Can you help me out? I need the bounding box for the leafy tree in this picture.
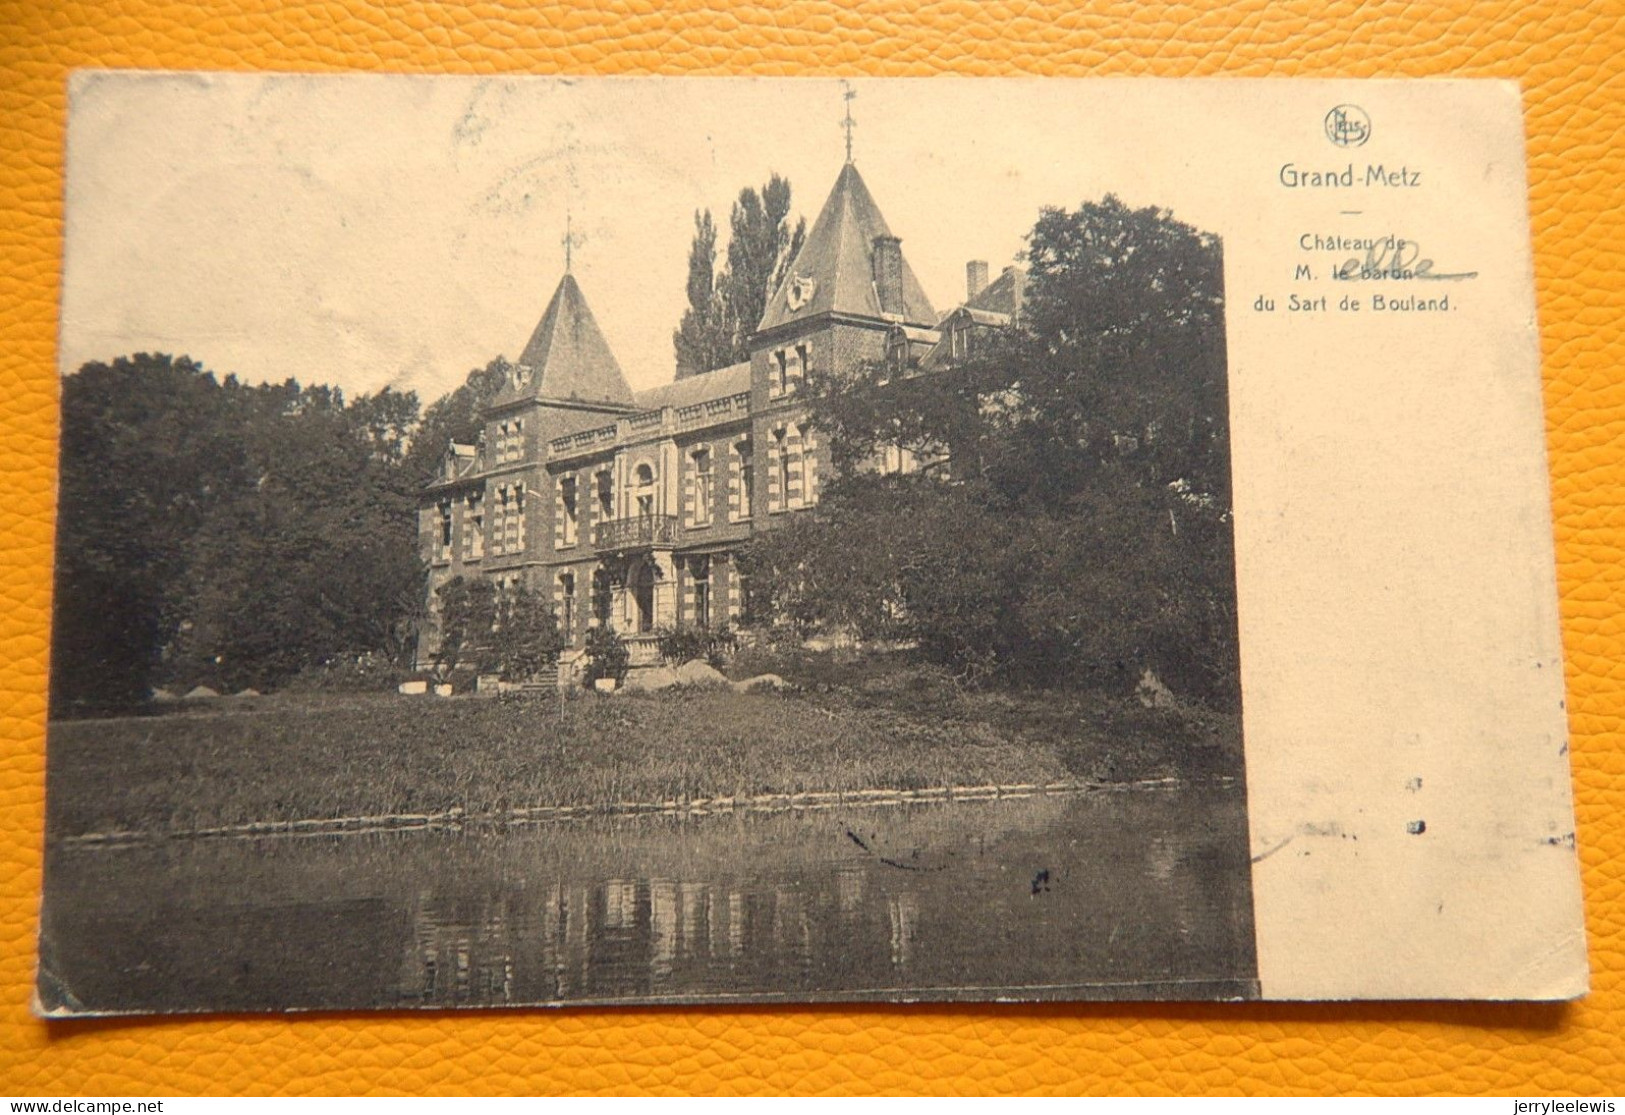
[720,175,805,360]
[991,195,1230,511]
[673,211,732,378]
[51,355,250,713]
[673,175,806,377]
[433,576,496,680]
[491,585,564,681]
[168,382,426,691]
[52,356,432,710]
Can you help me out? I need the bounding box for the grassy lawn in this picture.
[47,649,1243,839]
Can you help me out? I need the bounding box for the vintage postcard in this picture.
[37,75,1584,1014]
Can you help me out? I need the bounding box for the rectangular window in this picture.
[463,492,484,560]
[691,556,710,629]
[691,448,713,526]
[491,484,525,554]
[772,427,791,512]
[491,486,506,554]
[794,343,809,393]
[773,350,789,399]
[734,439,753,521]
[509,484,525,552]
[592,568,612,624]
[436,500,453,561]
[595,470,614,523]
[495,420,525,463]
[559,475,579,548]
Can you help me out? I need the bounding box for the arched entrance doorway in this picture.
[633,560,656,633]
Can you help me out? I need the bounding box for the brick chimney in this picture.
[966,260,989,301]
[872,235,904,316]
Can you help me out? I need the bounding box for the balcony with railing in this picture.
[593,514,679,552]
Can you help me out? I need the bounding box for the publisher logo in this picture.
[1325,105,1371,148]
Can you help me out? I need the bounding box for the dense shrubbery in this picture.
[654,625,737,669]
[582,626,630,688]
[740,196,1240,707]
[741,474,1238,704]
[433,578,563,682]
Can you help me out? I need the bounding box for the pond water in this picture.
[40,785,1258,1013]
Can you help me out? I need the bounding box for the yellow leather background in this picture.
[3,0,1622,1096]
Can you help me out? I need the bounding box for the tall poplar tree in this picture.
[672,175,806,378]
[673,211,731,377]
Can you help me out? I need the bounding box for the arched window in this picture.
[634,463,655,520]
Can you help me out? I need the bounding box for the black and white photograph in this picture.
[43,75,1308,1014]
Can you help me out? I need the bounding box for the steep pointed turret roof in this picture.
[757,163,936,334]
[494,272,635,407]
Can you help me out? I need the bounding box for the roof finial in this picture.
[841,80,857,165]
[562,211,584,273]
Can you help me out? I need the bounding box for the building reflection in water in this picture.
[390,792,1255,1005]
[402,870,877,1004]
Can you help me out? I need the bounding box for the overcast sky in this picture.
[61,75,1231,401]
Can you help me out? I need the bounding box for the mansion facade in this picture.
[417,160,1022,672]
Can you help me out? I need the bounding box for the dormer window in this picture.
[886,331,910,377]
[950,319,973,360]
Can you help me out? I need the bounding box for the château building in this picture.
[417,159,1023,675]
